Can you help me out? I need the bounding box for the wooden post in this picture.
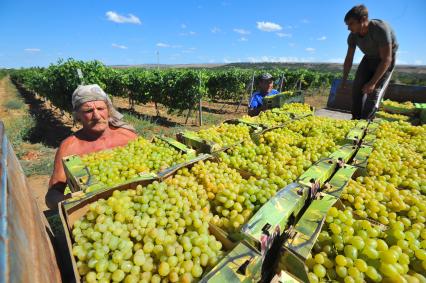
[279,73,285,92]
[241,72,255,112]
[198,73,202,126]
[198,98,202,126]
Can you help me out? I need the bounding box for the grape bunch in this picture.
[183,160,278,232]
[382,99,416,110]
[219,117,356,188]
[376,111,411,121]
[303,207,426,282]
[72,181,223,283]
[81,137,191,188]
[241,103,313,127]
[188,123,252,147]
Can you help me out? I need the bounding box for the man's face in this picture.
[77,100,109,134]
[345,17,365,34]
[259,79,274,93]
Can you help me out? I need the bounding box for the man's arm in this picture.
[362,44,392,94]
[342,46,356,85]
[248,107,262,117]
[46,141,70,209]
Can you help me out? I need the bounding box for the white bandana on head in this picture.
[72,84,136,133]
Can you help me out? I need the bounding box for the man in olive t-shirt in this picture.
[340,4,398,119]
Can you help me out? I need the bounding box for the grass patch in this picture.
[201,112,222,126]
[4,114,35,149]
[19,145,56,176]
[4,99,25,110]
[123,112,188,139]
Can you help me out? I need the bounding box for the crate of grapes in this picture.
[63,135,196,193]
[381,99,419,116]
[276,198,392,282]
[263,91,304,110]
[58,170,238,283]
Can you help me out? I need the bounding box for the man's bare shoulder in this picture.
[112,127,138,139]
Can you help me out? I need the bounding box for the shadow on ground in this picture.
[118,107,183,127]
[15,84,73,147]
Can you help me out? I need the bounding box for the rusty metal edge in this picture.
[0,122,9,282]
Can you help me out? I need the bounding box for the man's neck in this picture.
[360,20,369,36]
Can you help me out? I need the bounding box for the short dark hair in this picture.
[344,4,368,22]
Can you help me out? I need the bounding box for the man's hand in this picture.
[362,81,376,95]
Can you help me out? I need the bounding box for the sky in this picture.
[1,0,425,68]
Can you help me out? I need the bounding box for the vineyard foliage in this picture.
[9,58,341,113]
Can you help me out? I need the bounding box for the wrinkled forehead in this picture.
[78,100,108,110]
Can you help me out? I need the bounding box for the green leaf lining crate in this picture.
[263,91,304,109]
[351,144,373,175]
[328,144,358,164]
[270,270,304,283]
[345,120,368,145]
[322,164,358,198]
[240,183,310,254]
[283,193,339,260]
[63,135,196,193]
[296,158,338,190]
[199,241,263,283]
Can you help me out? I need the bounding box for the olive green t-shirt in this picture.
[347,19,398,58]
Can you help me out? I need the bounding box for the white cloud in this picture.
[317,36,327,41]
[277,32,292,38]
[181,24,187,29]
[106,11,141,24]
[414,60,423,65]
[305,47,316,52]
[239,37,248,42]
[211,27,221,33]
[233,28,250,35]
[156,42,182,48]
[179,31,196,36]
[289,43,296,47]
[256,21,282,32]
[157,43,170,48]
[24,48,41,52]
[301,19,310,24]
[112,43,128,49]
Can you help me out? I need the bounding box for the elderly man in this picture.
[45,84,137,209]
[248,73,279,116]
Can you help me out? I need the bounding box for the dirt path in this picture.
[0,77,69,213]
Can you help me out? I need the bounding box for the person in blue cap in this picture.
[248,73,279,116]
